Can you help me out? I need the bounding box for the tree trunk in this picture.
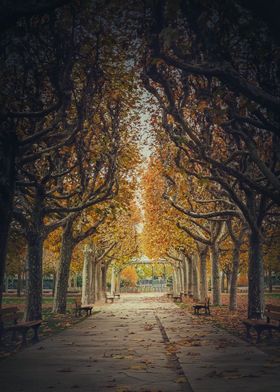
[188,256,193,295]
[96,262,102,301]
[229,243,241,311]
[192,255,200,301]
[173,268,178,295]
[226,272,231,293]
[111,265,115,295]
[178,265,183,293]
[268,263,273,293]
[198,245,208,299]
[0,132,16,307]
[221,272,225,293]
[90,261,96,303]
[25,234,43,320]
[115,271,121,293]
[52,272,56,297]
[17,270,22,297]
[53,222,74,313]
[182,256,188,293]
[248,230,264,319]
[101,264,107,299]
[210,244,221,305]
[82,244,92,305]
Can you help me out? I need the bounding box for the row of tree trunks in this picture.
[81,243,108,305]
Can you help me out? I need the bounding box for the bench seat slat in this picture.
[264,311,280,321]
[242,319,278,327]
[5,320,42,331]
[0,307,19,315]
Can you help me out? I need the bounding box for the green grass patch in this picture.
[265,293,280,299]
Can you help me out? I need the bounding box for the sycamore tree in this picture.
[140,0,280,318]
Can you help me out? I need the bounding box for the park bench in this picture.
[242,304,280,343]
[173,293,183,303]
[193,297,211,315]
[105,294,115,303]
[113,292,120,299]
[0,307,41,344]
[74,298,93,317]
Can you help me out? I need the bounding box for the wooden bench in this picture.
[105,294,114,303]
[242,304,280,343]
[0,307,41,344]
[74,298,93,317]
[113,292,120,299]
[193,297,211,315]
[173,294,183,303]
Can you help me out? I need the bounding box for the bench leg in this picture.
[32,325,40,342]
[245,324,251,339]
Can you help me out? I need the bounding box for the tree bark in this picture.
[268,263,273,293]
[210,244,221,305]
[182,256,188,293]
[25,233,43,320]
[17,269,22,297]
[53,221,74,313]
[173,268,178,295]
[115,271,121,293]
[101,264,107,299]
[188,256,193,295]
[52,272,56,297]
[82,244,92,305]
[192,254,200,301]
[229,244,241,311]
[198,244,208,299]
[0,132,16,307]
[248,229,264,319]
[178,265,183,293]
[111,265,115,295]
[96,262,102,301]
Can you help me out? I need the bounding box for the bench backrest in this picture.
[0,307,19,327]
[264,304,280,324]
[266,304,280,313]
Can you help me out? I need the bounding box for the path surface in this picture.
[0,293,279,392]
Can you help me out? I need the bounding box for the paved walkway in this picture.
[0,293,279,392]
